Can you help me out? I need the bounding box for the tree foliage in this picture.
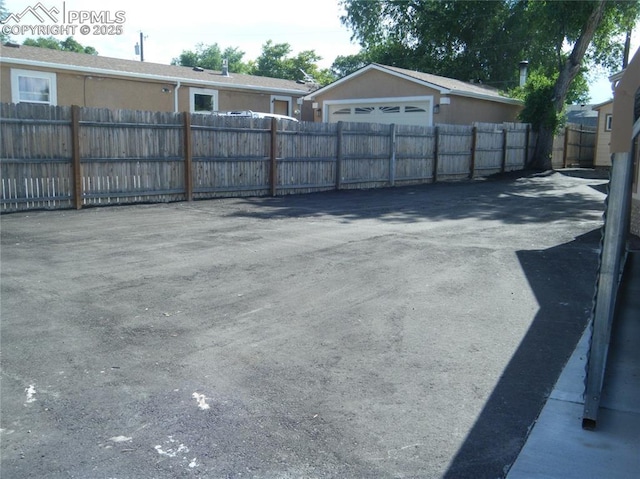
[251,40,334,85]
[21,36,98,54]
[513,71,564,133]
[0,0,9,43]
[171,43,249,73]
[172,40,335,86]
[339,0,640,93]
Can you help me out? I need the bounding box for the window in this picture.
[405,105,427,113]
[189,87,218,113]
[332,108,351,115]
[605,114,613,131]
[271,95,292,116]
[355,106,375,114]
[11,69,57,105]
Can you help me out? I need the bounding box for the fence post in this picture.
[389,123,396,186]
[183,112,193,201]
[578,124,583,166]
[71,105,82,210]
[433,126,439,183]
[270,117,278,196]
[470,126,477,179]
[563,126,570,168]
[525,124,531,167]
[501,128,508,173]
[336,121,343,190]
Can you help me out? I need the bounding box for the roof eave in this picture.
[304,63,521,105]
[304,63,452,101]
[0,56,309,96]
[448,89,523,105]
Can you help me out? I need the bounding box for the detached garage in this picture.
[306,63,522,127]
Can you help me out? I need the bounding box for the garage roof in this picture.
[305,63,522,105]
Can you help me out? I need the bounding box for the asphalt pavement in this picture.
[1,170,608,478]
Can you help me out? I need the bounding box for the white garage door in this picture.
[327,99,432,126]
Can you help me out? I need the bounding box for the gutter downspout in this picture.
[174,81,181,113]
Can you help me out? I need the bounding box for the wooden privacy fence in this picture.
[1,103,534,213]
[552,123,597,169]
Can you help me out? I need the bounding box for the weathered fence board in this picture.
[552,123,597,169]
[0,103,589,213]
[1,103,74,210]
[395,125,436,184]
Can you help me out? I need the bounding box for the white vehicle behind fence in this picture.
[211,110,299,122]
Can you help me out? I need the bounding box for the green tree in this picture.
[171,43,249,73]
[331,52,371,78]
[22,36,98,54]
[0,0,10,43]
[340,0,527,88]
[250,40,335,86]
[340,0,640,169]
[513,71,565,133]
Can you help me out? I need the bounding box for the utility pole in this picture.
[134,32,146,62]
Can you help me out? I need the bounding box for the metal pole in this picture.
[582,150,634,429]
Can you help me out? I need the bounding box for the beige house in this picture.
[0,43,314,118]
[608,49,640,237]
[304,63,523,127]
[593,100,614,167]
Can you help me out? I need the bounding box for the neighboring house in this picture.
[593,100,614,167]
[608,50,640,237]
[566,104,599,128]
[304,63,523,127]
[0,43,314,118]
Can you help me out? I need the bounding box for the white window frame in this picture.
[11,68,57,105]
[270,95,292,116]
[605,113,613,131]
[189,87,218,113]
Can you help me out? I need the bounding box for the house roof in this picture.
[305,63,522,105]
[566,104,599,127]
[592,99,613,110]
[0,43,314,96]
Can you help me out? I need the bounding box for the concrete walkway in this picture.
[507,251,640,479]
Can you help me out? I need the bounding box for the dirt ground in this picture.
[1,170,607,478]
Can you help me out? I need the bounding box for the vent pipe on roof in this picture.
[519,60,529,87]
[222,59,229,77]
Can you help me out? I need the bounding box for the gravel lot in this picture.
[1,170,607,478]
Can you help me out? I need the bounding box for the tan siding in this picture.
[312,68,521,125]
[218,90,273,113]
[314,69,439,103]
[0,65,11,103]
[594,102,613,167]
[439,95,521,125]
[81,76,174,112]
[1,62,304,115]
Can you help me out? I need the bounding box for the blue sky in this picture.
[2,0,636,104]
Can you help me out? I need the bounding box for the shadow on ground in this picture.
[223,170,607,226]
[216,171,606,477]
[442,229,601,478]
